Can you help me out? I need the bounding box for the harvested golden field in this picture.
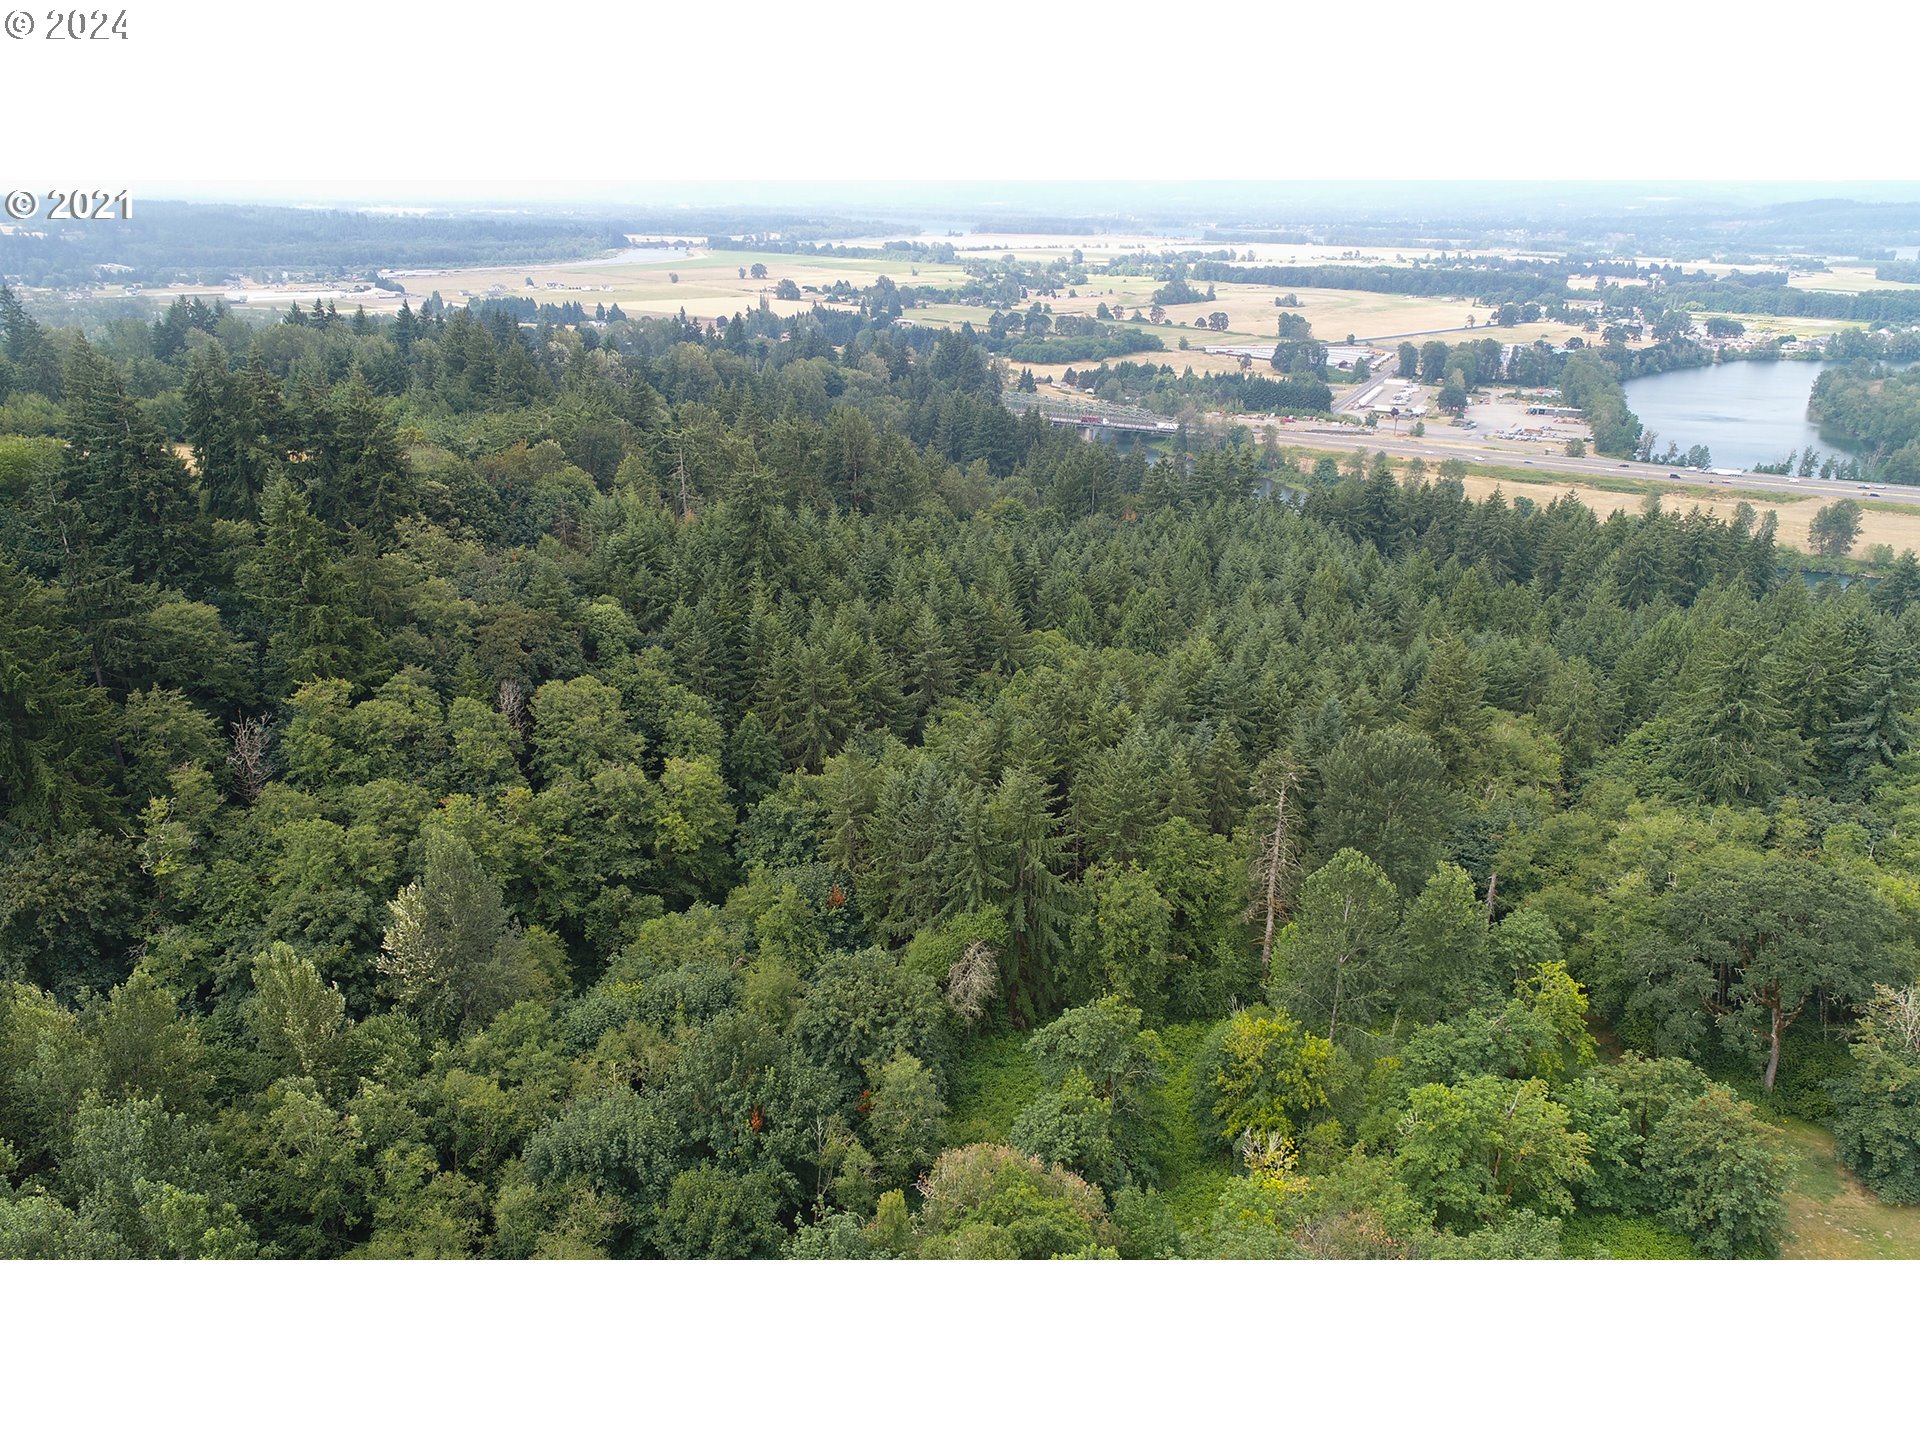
[1789,266,1920,294]
[170,231,1616,353]
[393,247,974,322]
[914,285,1588,358]
[1451,472,1920,554]
[1021,276,1583,346]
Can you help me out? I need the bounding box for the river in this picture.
[1621,358,1855,470]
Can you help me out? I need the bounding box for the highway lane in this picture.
[1334,374,1393,415]
[1240,421,1915,507]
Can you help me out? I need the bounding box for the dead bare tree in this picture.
[226,715,274,804]
[1865,984,1920,1054]
[672,434,694,520]
[946,939,1000,1024]
[1247,754,1303,982]
[496,677,528,736]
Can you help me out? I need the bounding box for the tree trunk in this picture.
[1259,778,1294,981]
[1763,1004,1783,1094]
[674,441,693,520]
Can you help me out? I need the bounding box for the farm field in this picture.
[134,279,414,315]
[383,243,1555,346]
[45,230,1913,362]
[912,295,1587,374]
[122,233,1617,354]
[389,246,975,322]
[998,273,1589,347]
[389,235,1611,353]
[1789,266,1920,294]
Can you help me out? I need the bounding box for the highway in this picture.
[1333,374,1395,415]
[1247,421,1915,507]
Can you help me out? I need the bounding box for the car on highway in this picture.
[1668,472,1681,478]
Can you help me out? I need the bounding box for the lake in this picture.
[1622,359,1854,470]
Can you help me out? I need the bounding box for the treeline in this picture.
[1057,360,1333,417]
[470,297,598,327]
[707,239,962,265]
[1000,327,1165,364]
[1643,279,1920,326]
[1160,252,1920,329]
[1827,327,1920,365]
[1186,261,1569,307]
[1560,350,1642,456]
[0,203,626,289]
[4,281,1920,1261]
[1201,230,1314,245]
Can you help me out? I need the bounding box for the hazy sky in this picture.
[9,0,1914,205]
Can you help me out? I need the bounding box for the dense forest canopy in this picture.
[2,277,1919,1261]
[1810,364,1920,484]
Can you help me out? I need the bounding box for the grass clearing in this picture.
[942,1018,1233,1229]
[1703,313,1862,340]
[943,1032,1040,1149]
[1560,1214,1697,1259]
[1146,1021,1234,1231]
[1775,1119,1920,1259]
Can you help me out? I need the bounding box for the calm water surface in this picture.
[1622,360,1853,469]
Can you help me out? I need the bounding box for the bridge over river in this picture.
[1001,393,1181,441]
